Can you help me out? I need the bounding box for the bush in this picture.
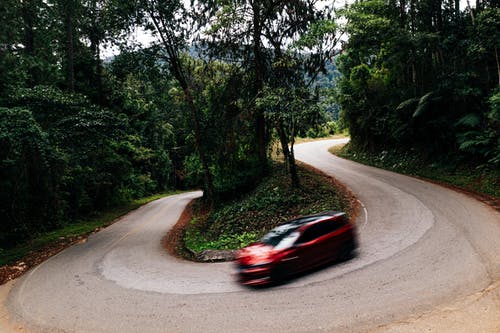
[304,121,338,138]
[0,107,62,247]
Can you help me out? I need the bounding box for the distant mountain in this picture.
[311,59,339,89]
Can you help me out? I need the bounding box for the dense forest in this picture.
[1,0,498,249]
[337,0,500,166]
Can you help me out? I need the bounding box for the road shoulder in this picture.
[371,279,500,332]
[0,280,26,333]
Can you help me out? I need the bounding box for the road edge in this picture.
[370,279,500,333]
[0,281,27,333]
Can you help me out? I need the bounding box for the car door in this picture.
[319,220,345,263]
[328,219,354,261]
[292,223,327,271]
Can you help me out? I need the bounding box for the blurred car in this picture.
[235,211,357,286]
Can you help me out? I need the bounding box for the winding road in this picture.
[2,139,499,332]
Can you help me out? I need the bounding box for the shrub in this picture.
[0,107,62,247]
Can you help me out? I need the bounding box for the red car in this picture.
[235,211,357,286]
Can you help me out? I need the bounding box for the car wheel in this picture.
[270,265,287,284]
[339,238,357,261]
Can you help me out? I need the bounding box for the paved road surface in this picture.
[3,139,500,332]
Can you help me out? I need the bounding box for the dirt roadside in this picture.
[0,280,27,333]
[371,280,500,333]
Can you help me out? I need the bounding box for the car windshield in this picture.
[261,224,300,247]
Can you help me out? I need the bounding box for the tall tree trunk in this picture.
[22,2,34,56]
[496,47,500,87]
[252,1,268,173]
[435,0,443,32]
[467,0,475,24]
[95,46,103,103]
[89,0,103,103]
[64,0,75,91]
[399,0,407,27]
[22,0,36,86]
[90,33,103,103]
[169,57,214,201]
[288,145,299,188]
[183,87,215,201]
[276,121,299,188]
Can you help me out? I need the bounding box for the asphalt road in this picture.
[3,139,500,333]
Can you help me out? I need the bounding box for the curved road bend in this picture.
[3,139,500,333]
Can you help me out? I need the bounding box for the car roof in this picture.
[286,211,345,227]
[260,212,346,245]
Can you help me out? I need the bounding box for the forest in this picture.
[337,0,500,164]
[0,0,498,250]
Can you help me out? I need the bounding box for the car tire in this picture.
[339,238,357,261]
[270,265,287,284]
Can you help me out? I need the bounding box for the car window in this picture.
[274,231,300,250]
[296,220,341,244]
[261,224,300,247]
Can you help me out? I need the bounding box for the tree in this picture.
[56,0,78,91]
[131,0,215,201]
[0,107,60,247]
[475,8,500,86]
[199,0,336,185]
[258,86,318,187]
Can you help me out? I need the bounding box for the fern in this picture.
[455,114,481,128]
[457,131,490,153]
[396,98,419,111]
[412,92,434,118]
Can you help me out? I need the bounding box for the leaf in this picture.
[396,98,419,111]
[412,92,434,118]
[455,114,481,128]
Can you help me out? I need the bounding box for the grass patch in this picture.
[332,143,499,198]
[0,192,180,267]
[294,133,349,145]
[184,163,353,253]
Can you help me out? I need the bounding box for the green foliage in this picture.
[336,0,500,166]
[185,226,258,252]
[475,8,500,53]
[336,143,499,198]
[0,107,60,246]
[305,121,338,138]
[0,85,176,248]
[412,92,435,118]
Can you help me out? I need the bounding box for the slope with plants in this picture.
[183,162,356,256]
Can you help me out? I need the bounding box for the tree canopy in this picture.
[336,0,500,166]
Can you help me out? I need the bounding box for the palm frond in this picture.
[455,114,481,128]
[396,98,419,111]
[412,91,434,118]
